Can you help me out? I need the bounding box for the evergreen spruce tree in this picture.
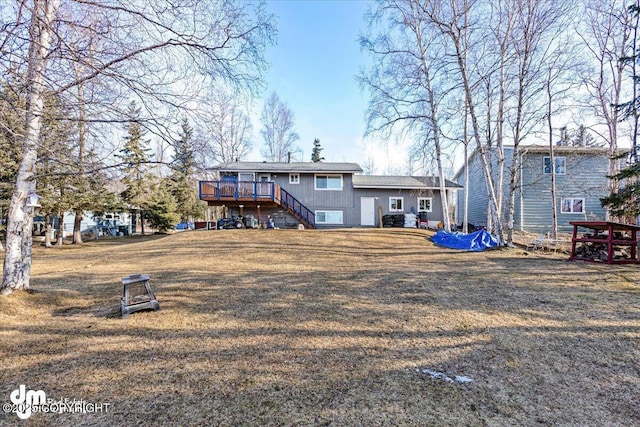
[311,138,324,162]
[0,83,24,249]
[145,178,181,232]
[116,101,152,235]
[601,161,640,221]
[570,125,601,147]
[169,118,204,222]
[37,93,77,247]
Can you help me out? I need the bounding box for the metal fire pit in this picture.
[120,274,160,318]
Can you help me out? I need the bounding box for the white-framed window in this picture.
[543,156,566,175]
[389,197,404,212]
[239,172,254,182]
[289,173,300,184]
[315,174,343,190]
[418,197,432,212]
[561,197,584,214]
[315,210,343,224]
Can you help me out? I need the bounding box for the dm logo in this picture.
[10,385,47,420]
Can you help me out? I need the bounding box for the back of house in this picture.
[199,161,461,229]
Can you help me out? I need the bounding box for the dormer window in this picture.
[543,156,566,175]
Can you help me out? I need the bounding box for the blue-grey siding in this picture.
[455,148,515,228]
[520,152,608,233]
[456,146,611,233]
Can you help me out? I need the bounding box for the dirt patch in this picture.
[1,228,639,426]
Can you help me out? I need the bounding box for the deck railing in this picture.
[199,181,277,201]
[199,181,315,228]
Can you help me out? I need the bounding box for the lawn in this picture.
[1,228,639,426]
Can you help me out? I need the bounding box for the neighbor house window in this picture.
[315,210,343,224]
[239,173,254,181]
[315,174,343,190]
[543,156,566,175]
[289,173,300,184]
[561,197,584,214]
[389,197,404,212]
[418,197,432,212]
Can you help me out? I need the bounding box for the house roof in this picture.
[210,161,363,174]
[412,176,463,189]
[352,175,426,189]
[352,175,462,189]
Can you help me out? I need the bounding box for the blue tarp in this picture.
[430,229,499,251]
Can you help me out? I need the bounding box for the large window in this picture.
[238,173,254,182]
[561,197,584,214]
[418,197,432,212]
[289,173,300,184]
[543,156,566,175]
[315,174,343,190]
[389,197,404,212]
[315,211,343,224]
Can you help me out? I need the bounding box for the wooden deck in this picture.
[199,181,315,228]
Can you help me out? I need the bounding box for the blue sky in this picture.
[247,0,395,169]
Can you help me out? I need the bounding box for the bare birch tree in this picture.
[501,0,575,244]
[579,0,634,200]
[0,0,275,294]
[260,91,300,162]
[419,0,505,243]
[204,88,253,164]
[360,0,457,231]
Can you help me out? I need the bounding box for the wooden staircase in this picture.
[277,187,315,229]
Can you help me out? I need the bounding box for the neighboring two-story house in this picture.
[199,161,461,229]
[454,145,616,233]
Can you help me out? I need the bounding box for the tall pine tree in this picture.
[311,138,324,162]
[37,92,76,247]
[0,83,24,251]
[170,118,204,222]
[117,101,152,235]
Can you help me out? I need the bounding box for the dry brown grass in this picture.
[1,228,639,426]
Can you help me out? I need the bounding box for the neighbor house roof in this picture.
[211,161,363,174]
[353,175,462,189]
[452,144,622,180]
[520,145,613,155]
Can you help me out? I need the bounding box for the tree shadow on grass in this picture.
[3,230,640,426]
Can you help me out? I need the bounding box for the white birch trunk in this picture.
[547,77,559,241]
[1,0,60,294]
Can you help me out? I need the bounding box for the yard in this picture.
[1,228,639,426]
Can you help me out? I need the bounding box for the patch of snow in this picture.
[416,368,474,384]
[454,375,474,384]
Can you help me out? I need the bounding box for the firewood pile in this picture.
[574,242,631,261]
